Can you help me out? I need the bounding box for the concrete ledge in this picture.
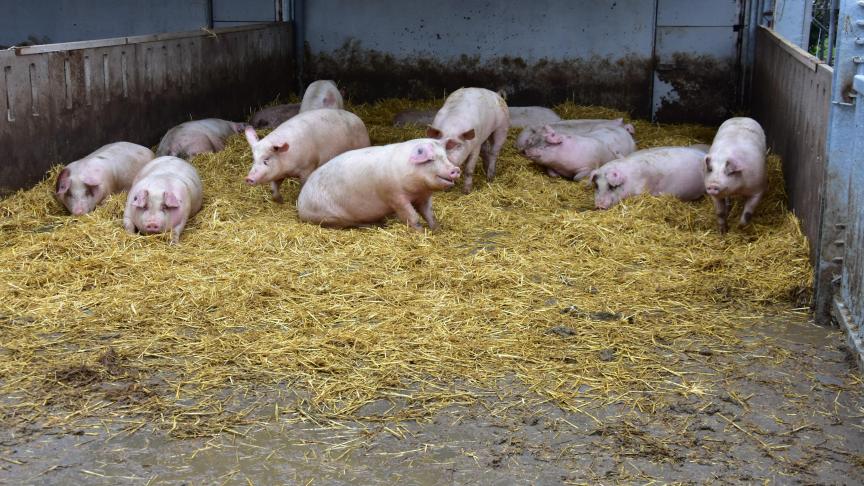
[834,297,864,372]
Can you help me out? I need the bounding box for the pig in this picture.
[393,109,436,127]
[250,103,301,129]
[703,117,767,234]
[156,118,249,158]
[394,106,559,129]
[55,142,154,216]
[297,139,461,230]
[508,106,561,128]
[516,118,636,152]
[299,80,343,112]
[590,146,708,210]
[123,156,203,244]
[426,87,510,194]
[244,109,370,203]
[523,125,636,180]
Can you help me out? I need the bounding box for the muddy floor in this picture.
[2,317,862,485]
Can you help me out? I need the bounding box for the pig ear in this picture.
[409,143,435,164]
[81,171,101,187]
[273,142,289,153]
[607,169,625,187]
[589,171,599,185]
[460,129,476,141]
[163,191,181,208]
[131,189,148,208]
[704,155,712,170]
[724,158,741,175]
[244,126,259,146]
[544,132,563,145]
[55,168,71,195]
[426,126,442,139]
[445,138,459,151]
[234,122,249,133]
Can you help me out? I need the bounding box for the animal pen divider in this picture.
[0,22,294,195]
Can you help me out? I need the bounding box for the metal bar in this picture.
[828,0,839,64]
[816,0,864,323]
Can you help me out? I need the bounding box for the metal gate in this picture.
[819,0,864,367]
[651,0,744,123]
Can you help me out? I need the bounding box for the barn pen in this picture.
[0,1,862,483]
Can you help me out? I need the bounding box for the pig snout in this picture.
[70,204,88,216]
[705,183,722,196]
[142,220,163,233]
[245,176,256,185]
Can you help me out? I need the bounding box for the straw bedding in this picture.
[0,99,811,437]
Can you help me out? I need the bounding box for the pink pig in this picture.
[244,109,370,203]
[299,80,344,112]
[703,117,767,233]
[297,139,461,230]
[591,146,707,210]
[251,104,301,129]
[123,156,203,244]
[426,87,510,194]
[55,142,154,215]
[516,118,636,152]
[156,118,249,158]
[523,125,636,180]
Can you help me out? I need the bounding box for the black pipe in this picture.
[293,0,305,92]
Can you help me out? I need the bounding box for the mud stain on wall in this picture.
[305,39,656,119]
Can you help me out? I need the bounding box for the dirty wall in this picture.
[0,23,294,194]
[302,0,745,122]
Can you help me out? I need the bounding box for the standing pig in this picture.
[55,142,154,216]
[156,118,249,158]
[251,104,301,129]
[299,80,343,112]
[297,139,461,230]
[590,146,707,209]
[123,156,203,244]
[516,118,636,152]
[523,125,636,180]
[703,117,767,233]
[244,109,370,203]
[426,87,510,194]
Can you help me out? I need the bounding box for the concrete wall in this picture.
[302,0,745,122]
[0,0,286,47]
[0,23,294,194]
[751,26,832,265]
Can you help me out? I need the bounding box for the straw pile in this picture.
[0,99,811,438]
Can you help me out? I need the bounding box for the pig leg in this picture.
[462,147,482,194]
[415,196,439,231]
[123,215,137,234]
[572,169,594,181]
[391,197,424,231]
[546,168,562,178]
[170,218,188,245]
[271,178,285,204]
[739,191,764,226]
[481,125,508,182]
[711,195,730,234]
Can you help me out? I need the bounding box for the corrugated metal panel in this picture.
[0,23,294,194]
[751,26,832,266]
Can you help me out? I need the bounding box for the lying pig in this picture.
[426,87,510,194]
[250,103,301,129]
[55,142,154,215]
[508,106,561,128]
[523,125,636,180]
[299,80,343,112]
[123,156,203,244]
[394,106,558,128]
[516,118,636,152]
[244,109,370,203]
[156,118,249,158]
[591,146,707,210]
[393,109,436,127]
[704,117,767,234]
[297,139,461,230]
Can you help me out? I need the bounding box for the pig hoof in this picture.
[272,195,284,204]
[740,212,753,226]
